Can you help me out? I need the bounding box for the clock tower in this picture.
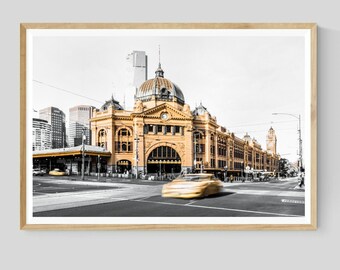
[266,127,277,155]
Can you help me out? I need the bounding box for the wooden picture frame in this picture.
[21,23,317,230]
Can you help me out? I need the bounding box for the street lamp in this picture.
[272,112,303,175]
[97,154,100,181]
[134,135,139,179]
[241,161,244,178]
[81,128,86,181]
[194,133,198,173]
[224,165,228,181]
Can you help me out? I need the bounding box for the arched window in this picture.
[194,131,205,154]
[160,88,170,99]
[148,146,180,160]
[98,129,107,149]
[116,128,132,153]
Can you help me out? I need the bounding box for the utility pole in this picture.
[272,113,303,175]
[298,114,303,171]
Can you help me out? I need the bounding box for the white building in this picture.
[32,118,51,151]
[39,107,66,149]
[68,105,94,147]
[126,51,148,92]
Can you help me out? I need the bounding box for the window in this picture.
[160,88,170,99]
[122,143,127,151]
[149,146,180,160]
[98,129,107,149]
[116,128,132,152]
[210,145,215,155]
[118,129,130,137]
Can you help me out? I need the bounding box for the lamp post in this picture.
[194,133,198,173]
[81,128,86,181]
[245,165,250,181]
[241,161,244,178]
[134,135,139,179]
[97,154,100,181]
[224,165,228,181]
[272,113,303,175]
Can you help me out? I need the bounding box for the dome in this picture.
[192,102,210,116]
[243,133,251,143]
[135,64,185,104]
[100,95,124,111]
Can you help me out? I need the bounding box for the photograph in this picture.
[21,24,317,229]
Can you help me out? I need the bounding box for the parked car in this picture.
[162,173,223,199]
[259,172,271,181]
[32,168,44,176]
[49,168,66,176]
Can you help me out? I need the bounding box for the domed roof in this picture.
[100,95,124,111]
[243,133,251,143]
[135,64,185,104]
[192,102,210,116]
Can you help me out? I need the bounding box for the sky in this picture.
[31,29,308,163]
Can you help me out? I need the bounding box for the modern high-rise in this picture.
[68,105,94,147]
[39,107,66,149]
[126,51,148,91]
[32,118,51,151]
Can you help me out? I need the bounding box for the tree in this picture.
[279,158,290,178]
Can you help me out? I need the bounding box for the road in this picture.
[33,176,305,217]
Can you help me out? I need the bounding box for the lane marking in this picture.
[223,188,305,198]
[33,191,48,195]
[131,199,303,217]
[281,199,305,204]
[185,200,198,205]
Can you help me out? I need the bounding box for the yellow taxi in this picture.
[48,168,66,176]
[162,173,223,199]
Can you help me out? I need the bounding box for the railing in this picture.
[224,176,273,182]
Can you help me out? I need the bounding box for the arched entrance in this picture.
[116,160,132,173]
[147,146,181,174]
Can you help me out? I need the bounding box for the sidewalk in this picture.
[33,177,164,213]
[36,174,169,186]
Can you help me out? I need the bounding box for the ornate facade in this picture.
[90,63,280,176]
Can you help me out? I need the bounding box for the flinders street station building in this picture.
[89,63,280,178]
[33,61,280,178]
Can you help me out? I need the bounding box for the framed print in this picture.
[20,23,317,230]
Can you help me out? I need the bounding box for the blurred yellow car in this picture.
[162,173,223,199]
[49,168,66,176]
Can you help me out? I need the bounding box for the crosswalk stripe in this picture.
[281,199,305,204]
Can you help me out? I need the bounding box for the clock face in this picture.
[161,112,168,120]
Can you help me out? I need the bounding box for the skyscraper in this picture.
[39,107,66,149]
[126,51,148,91]
[32,118,51,151]
[68,105,94,147]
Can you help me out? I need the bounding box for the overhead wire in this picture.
[33,79,104,105]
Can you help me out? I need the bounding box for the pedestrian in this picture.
[299,171,305,188]
[230,175,234,183]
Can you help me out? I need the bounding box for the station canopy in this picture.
[33,145,111,158]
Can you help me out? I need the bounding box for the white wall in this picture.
[0,1,337,269]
